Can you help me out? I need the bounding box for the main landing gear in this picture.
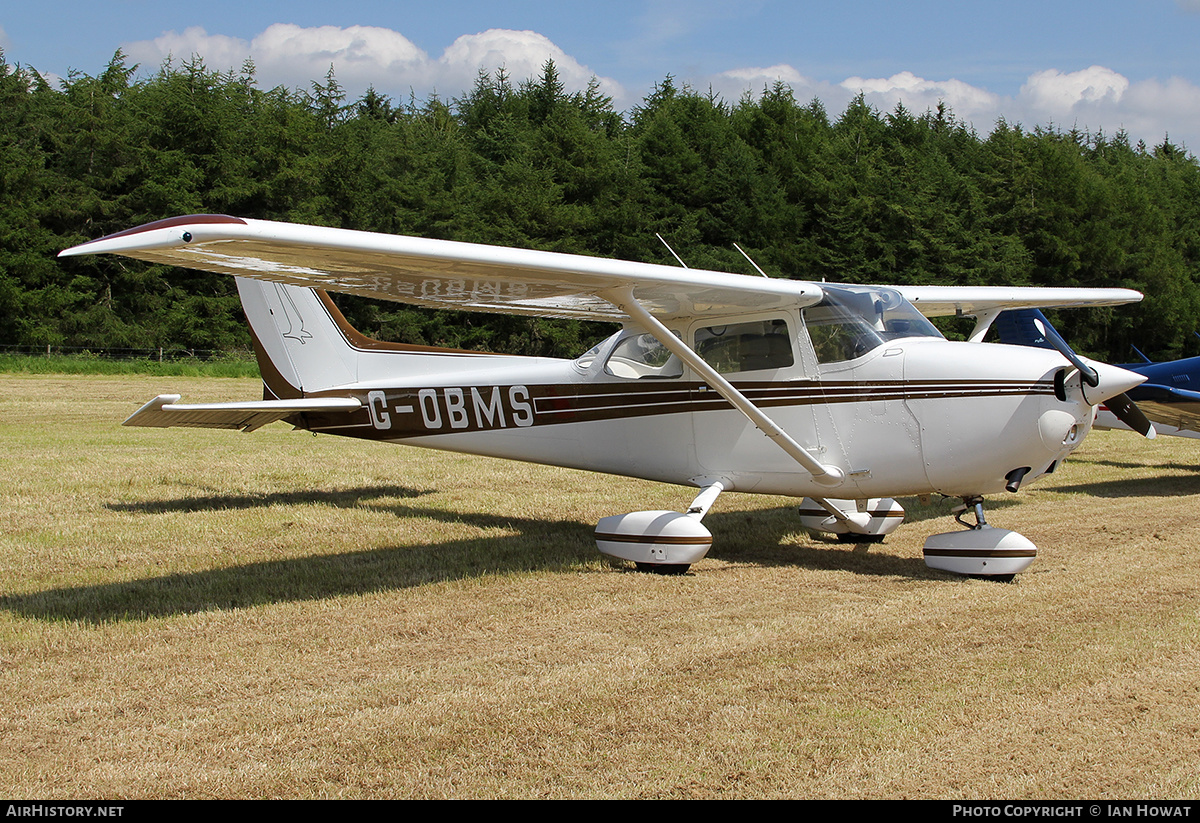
[798,497,906,542]
[594,480,728,575]
[922,495,1037,579]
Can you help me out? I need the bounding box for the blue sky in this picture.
[4,1,1200,149]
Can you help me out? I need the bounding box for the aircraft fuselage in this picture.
[300,331,1095,502]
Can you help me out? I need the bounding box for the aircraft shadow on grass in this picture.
[1041,474,1200,499]
[104,484,433,514]
[1,490,995,624]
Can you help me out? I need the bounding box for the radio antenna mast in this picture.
[733,243,770,278]
[656,233,689,268]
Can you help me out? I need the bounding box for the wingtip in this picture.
[57,214,249,259]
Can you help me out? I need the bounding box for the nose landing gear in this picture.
[953,495,989,530]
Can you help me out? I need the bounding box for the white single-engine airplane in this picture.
[61,215,1150,578]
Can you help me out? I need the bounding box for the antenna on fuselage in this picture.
[657,233,696,268]
[733,243,770,278]
[656,233,689,268]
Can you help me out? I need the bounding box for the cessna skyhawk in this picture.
[60,215,1148,578]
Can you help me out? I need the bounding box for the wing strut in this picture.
[602,287,845,488]
[967,308,1002,342]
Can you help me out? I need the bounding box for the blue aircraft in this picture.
[1100,349,1200,438]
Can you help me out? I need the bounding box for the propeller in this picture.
[1102,391,1156,439]
[992,308,1156,438]
[1026,311,1098,387]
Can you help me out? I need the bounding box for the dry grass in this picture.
[2,373,1199,799]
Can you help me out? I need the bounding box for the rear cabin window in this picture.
[603,332,684,379]
[694,319,794,374]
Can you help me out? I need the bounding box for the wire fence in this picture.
[0,344,257,363]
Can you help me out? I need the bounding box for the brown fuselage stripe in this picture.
[299,378,1058,440]
[595,533,713,545]
[922,548,1038,558]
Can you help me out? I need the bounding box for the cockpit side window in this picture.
[694,318,794,374]
[603,331,684,379]
[805,303,882,364]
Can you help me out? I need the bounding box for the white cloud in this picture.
[704,61,1200,150]
[126,26,259,75]
[707,65,839,107]
[1115,77,1200,146]
[436,29,621,99]
[122,24,624,104]
[711,66,1001,122]
[1009,67,1200,148]
[1020,65,1129,112]
[721,64,811,87]
[117,23,1200,151]
[251,24,428,80]
[709,65,1001,122]
[841,70,1001,119]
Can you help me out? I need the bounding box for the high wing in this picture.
[59,215,824,321]
[895,285,1144,318]
[60,214,1142,322]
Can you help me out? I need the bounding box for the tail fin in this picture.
[990,308,1057,350]
[237,278,359,398]
[236,278,502,399]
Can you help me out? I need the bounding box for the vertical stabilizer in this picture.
[236,278,358,398]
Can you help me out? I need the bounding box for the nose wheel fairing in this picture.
[921,496,1038,577]
[922,526,1038,577]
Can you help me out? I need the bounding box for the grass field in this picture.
[0,353,260,379]
[2,373,1199,799]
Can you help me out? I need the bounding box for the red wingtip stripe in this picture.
[78,214,247,245]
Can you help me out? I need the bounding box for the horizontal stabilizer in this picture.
[123,394,361,432]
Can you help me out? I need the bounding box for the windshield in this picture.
[805,284,942,364]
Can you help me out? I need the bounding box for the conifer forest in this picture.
[3,52,1199,362]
